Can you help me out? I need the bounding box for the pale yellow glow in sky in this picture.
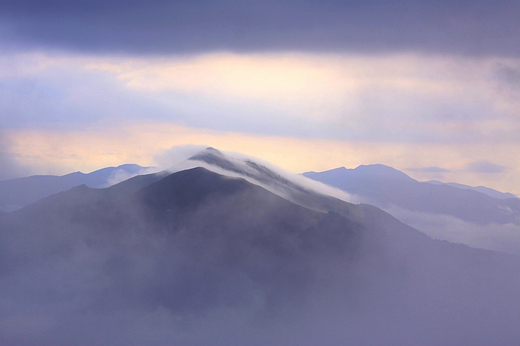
[2,52,520,195]
[84,53,484,121]
[87,53,467,96]
[4,123,520,195]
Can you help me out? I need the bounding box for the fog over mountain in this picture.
[181,147,357,210]
[1,148,520,345]
[304,165,520,254]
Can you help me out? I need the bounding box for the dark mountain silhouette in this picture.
[0,164,149,212]
[1,164,520,345]
[304,165,520,225]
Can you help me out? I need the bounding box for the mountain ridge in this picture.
[304,165,520,225]
[0,164,152,212]
[304,164,520,255]
[2,155,520,345]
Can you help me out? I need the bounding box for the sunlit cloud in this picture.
[82,53,520,142]
[1,51,520,194]
[1,52,520,141]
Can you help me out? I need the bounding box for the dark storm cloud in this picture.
[1,0,519,56]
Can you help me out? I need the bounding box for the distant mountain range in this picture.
[0,164,150,212]
[303,164,520,225]
[427,179,518,199]
[1,148,520,345]
[304,164,520,254]
[3,156,520,254]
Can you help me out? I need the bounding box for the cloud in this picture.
[171,147,359,205]
[0,54,180,130]
[1,52,520,147]
[495,63,520,87]
[153,144,209,170]
[384,204,520,255]
[465,160,507,173]
[24,52,517,143]
[103,166,159,187]
[1,1,520,57]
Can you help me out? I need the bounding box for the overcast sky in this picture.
[1,0,519,194]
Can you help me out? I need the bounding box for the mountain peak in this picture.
[354,164,415,181]
[303,164,414,184]
[188,147,310,194]
[189,147,236,171]
[185,147,355,212]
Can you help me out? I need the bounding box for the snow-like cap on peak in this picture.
[180,147,357,209]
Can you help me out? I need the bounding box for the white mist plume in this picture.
[153,145,209,169]
[104,166,161,187]
[159,146,359,206]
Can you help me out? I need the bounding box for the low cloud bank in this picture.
[385,204,520,255]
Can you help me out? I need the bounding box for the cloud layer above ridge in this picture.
[1,1,519,194]
[1,1,520,56]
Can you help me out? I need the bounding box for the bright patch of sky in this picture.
[1,1,519,195]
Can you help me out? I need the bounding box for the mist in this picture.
[2,160,520,345]
[2,0,520,342]
[103,165,160,187]
[384,204,520,255]
[165,147,359,207]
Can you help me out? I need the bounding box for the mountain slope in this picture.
[304,164,520,254]
[304,164,520,225]
[1,166,520,345]
[0,164,150,212]
[428,179,519,199]
[184,147,355,215]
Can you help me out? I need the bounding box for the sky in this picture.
[0,0,519,194]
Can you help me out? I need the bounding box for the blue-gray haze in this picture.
[1,152,520,345]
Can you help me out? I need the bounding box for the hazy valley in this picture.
[1,148,520,345]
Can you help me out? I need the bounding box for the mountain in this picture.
[184,147,354,214]
[428,180,519,199]
[304,164,520,225]
[1,151,520,345]
[0,164,150,212]
[304,164,520,254]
